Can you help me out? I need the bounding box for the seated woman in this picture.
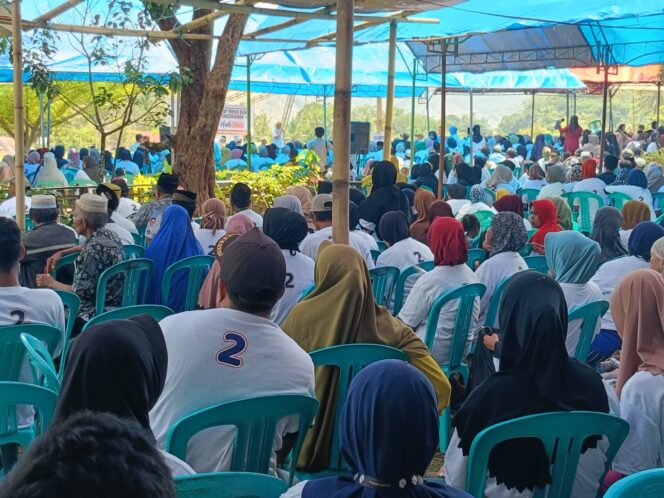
[144,205,204,313]
[537,165,567,199]
[519,163,547,195]
[456,185,496,219]
[34,152,68,188]
[358,161,410,239]
[610,270,664,477]
[606,169,655,218]
[280,360,470,498]
[549,196,573,231]
[398,217,480,365]
[263,208,314,326]
[590,207,627,265]
[53,316,193,476]
[194,198,227,255]
[544,231,602,356]
[410,188,436,244]
[445,271,610,498]
[282,243,450,472]
[493,194,532,231]
[529,199,561,255]
[619,200,651,247]
[484,164,517,194]
[588,221,664,364]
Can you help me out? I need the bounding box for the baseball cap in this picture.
[219,229,286,304]
[213,233,240,264]
[312,193,332,213]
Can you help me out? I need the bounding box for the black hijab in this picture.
[590,207,628,264]
[379,211,410,246]
[349,201,360,230]
[349,187,366,206]
[359,161,410,238]
[263,207,308,254]
[414,162,439,194]
[54,316,167,432]
[452,272,608,492]
[455,162,476,186]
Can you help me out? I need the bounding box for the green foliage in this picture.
[645,148,664,165]
[286,102,331,141]
[253,113,271,140]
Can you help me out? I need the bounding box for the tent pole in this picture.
[382,20,397,161]
[246,55,252,171]
[39,92,45,147]
[609,88,613,132]
[566,92,570,122]
[599,62,609,162]
[323,87,328,144]
[469,88,473,167]
[331,0,353,244]
[12,0,25,231]
[573,90,577,115]
[438,40,447,199]
[657,81,661,127]
[410,58,416,159]
[47,97,51,148]
[530,92,535,139]
[425,87,430,132]
[376,98,383,134]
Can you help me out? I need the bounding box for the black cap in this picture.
[219,229,286,304]
[172,190,197,216]
[213,233,240,264]
[157,173,179,194]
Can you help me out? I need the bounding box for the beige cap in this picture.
[312,193,333,213]
[77,193,108,214]
[30,194,57,210]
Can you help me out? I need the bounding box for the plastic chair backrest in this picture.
[652,192,664,212]
[566,191,605,233]
[51,251,80,278]
[376,240,388,252]
[484,189,496,204]
[61,168,78,184]
[161,255,214,312]
[465,411,629,498]
[608,191,633,211]
[518,188,540,205]
[484,278,509,330]
[370,249,381,263]
[175,472,288,498]
[0,324,61,382]
[0,381,58,442]
[467,248,486,270]
[524,255,548,274]
[368,266,400,307]
[95,258,154,315]
[309,344,408,470]
[53,290,80,379]
[122,244,145,260]
[604,468,664,498]
[392,261,434,315]
[132,231,146,247]
[165,395,319,485]
[424,283,485,378]
[474,210,495,232]
[19,333,60,393]
[82,305,174,333]
[568,300,609,361]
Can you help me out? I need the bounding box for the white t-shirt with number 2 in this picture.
[271,250,315,326]
[149,308,315,474]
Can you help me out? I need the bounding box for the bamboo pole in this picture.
[599,62,609,162]
[530,92,535,139]
[410,58,416,160]
[437,40,447,199]
[331,0,353,245]
[323,88,328,144]
[246,56,252,172]
[382,20,397,162]
[425,87,430,132]
[376,98,383,134]
[33,0,83,23]
[657,81,661,127]
[469,88,474,167]
[12,0,25,231]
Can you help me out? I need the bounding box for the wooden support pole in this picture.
[657,81,661,127]
[376,98,383,134]
[599,62,609,163]
[12,0,25,230]
[469,88,474,167]
[382,20,397,162]
[530,92,535,139]
[323,88,328,144]
[246,56,252,172]
[331,0,353,245]
[410,58,416,159]
[33,0,83,23]
[437,40,447,199]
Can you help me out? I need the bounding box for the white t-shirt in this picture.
[456,202,496,219]
[195,228,226,256]
[105,222,134,246]
[398,264,480,364]
[605,185,655,218]
[150,308,315,474]
[572,179,609,226]
[307,138,329,167]
[447,199,471,216]
[537,182,567,200]
[226,210,263,230]
[272,128,285,148]
[560,282,603,356]
[300,226,375,270]
[475,252,528,328]
[117,197,141,219]
[376,238,434,310]
[111,211,138,234]
[613,371,664,474]
[353,230,379,252]
[0,196,32,218]
[619,229,632,248]
[270,250,315,326]
[590,256,649,331]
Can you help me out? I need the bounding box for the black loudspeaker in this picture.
[159,126,172,143]
[350,121,370,155]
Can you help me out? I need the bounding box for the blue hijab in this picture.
[54,145,68,168]
[302,360,471,498]
[628,221,664,262]
[544,231,600,284]
[627,168,648,188]
[133,149,145,172]
[144,205,204,312]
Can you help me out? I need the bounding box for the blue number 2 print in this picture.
[216,331,248,368]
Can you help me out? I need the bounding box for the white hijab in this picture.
[35,152,68,187]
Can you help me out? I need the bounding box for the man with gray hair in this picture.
[38,193,123,335]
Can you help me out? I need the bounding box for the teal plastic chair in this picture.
[0,382,58,471]
[519,243,533,257]
[82,305,174,333]
[484,278,509,330]
[608,191,633,211]
[61,167,78,184]
[132,231,146,247]
[95,258,154,315]
[19,333,60,393]
[53,290,79,379]
[308,344,408,473]
[568,300,609,361]
[467,248,486,270]
[161,255,214,312]
[474,210,494,232]
[524,255,548,274]
[376,241,388,252]
[122,244,145,260]
[484,189,496,204]
[50,251,80,278]
[0,324,61,382]
[368,266,400,307]
[465,411,629,498]
[370,249,381,263]
[604,468,664,498]
[657,213,664,225]
[518,188,540,206]
[165,395,319,485]
[392,261,434,315]
[652,192,664,213]
[566,191,605,233]
[175,472,288,498]
[298,283,316,302]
